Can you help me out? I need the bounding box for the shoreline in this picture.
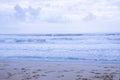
[0,58,120,65]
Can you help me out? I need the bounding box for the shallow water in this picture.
[0,33,120,61]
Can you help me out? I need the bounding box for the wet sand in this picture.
[0,60,120,80]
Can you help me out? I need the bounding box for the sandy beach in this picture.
[0,60,120,80]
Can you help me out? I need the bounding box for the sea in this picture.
[0,33,120,63]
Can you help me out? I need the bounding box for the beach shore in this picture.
[0,60,120,80]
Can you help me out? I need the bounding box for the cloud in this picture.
[0,11,15,25]
[14,4,26,21]
[83,13,96,21]
[13,4,41,22]
[45,15,68,23]
[27,6,40,17]
[0,0,120,33]
[1,0,120,23]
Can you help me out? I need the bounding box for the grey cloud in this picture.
[27,6,40,18]
[109,0,120,6]
[0,12,15,24]
[14,4,26,21]
[10,4,67,23]
[45,15,68,23]
[114,1,120,9]
[83,13,96,21]
[14,4,40,22]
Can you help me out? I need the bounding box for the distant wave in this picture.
[0,33,120,36]
[0,38,46,44]
[0,56,120,62]
[0,33,120,44]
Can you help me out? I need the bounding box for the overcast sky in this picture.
[0,0,120,34]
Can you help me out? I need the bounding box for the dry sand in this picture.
[0,60,120,80]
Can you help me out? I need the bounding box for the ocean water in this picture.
[0,34,120,62]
